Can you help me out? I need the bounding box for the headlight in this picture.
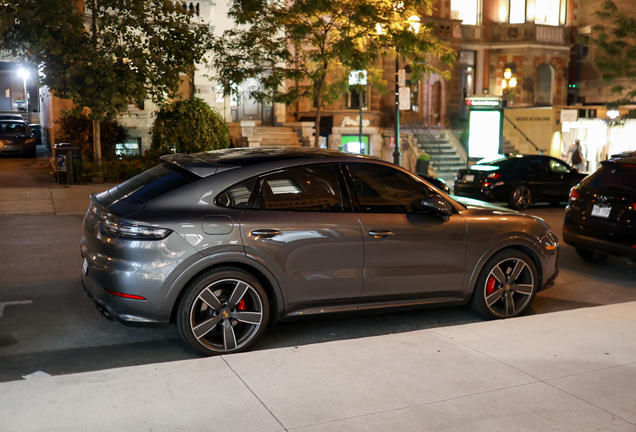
[101,218,172,239]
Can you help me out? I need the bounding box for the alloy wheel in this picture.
[513,186,531,210]
[483,258,535,317]
[189,278,264,353]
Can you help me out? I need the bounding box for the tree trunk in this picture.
[93,119,102,172]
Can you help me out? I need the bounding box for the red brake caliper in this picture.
[486,275,497,295]
[237,299,246,311]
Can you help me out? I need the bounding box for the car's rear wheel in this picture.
[176,267,269,356]
[575,247,608,263]
[471,250,539,319]
[509,186,532,210]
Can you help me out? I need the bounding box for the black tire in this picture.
[176,266,269,356]
[509,185,532,210]
[575,247,608,263]
[471,249,539,319]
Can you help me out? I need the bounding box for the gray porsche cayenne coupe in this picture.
[81,148,559,356]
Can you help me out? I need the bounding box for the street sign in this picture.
[561,109,578,122]
[349,70,367,86]
[398,87,410,110]
[398,69,406,87]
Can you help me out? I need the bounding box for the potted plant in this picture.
[416,152,431,175]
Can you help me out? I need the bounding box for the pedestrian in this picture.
[569,140,586,172]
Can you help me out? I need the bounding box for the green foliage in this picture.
[417,152,431,161]
[151,98,230,153]
[102,156,162,183]
[0,0,211,120]
[56,112,127,160]
[583,0,636,118]
[211,0,456,146]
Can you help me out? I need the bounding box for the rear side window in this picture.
[217,178,257,208]
[116,162,199,202]
[253,165,344,212]
[516,158,547,173]
[583,164,636,192]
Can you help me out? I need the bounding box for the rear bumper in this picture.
[563,219,636,261]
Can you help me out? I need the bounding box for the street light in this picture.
[17,68,29,120]
[378,14,421,166]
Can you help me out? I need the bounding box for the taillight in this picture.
[101,218,172,239]
[569,187,580,202]
[487,173,501,180]
[104,288,146,300]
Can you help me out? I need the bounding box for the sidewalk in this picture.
[1,301,635,432]
[0,184,115,216]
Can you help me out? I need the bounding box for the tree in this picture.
[211,0,455,147]
[0,0,211,168]
[57,111,127,160]
[583,0,636,118]
[151,98,230,153]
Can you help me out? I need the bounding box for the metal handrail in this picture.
[503,115,546,155]
[400,111,443,171]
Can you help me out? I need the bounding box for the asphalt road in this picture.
[1,200,635,382]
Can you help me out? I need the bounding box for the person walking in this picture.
[569,140,586,172]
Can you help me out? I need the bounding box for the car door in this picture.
[241,163,364,311]
[545,157,580,200]
[516,157,550,201]
[343,163,467,304]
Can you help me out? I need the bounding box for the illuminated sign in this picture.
[468,111,501,159]
[466,98,503,108]
[607,109,620,119]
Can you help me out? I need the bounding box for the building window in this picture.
[345,86,369,110]
[535,63,555,106]
[450,0,479,25]
[509,0,526,24]
[535,0,561,26]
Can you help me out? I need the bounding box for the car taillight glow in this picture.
[487,173,501,180]
[101,218,172,239]
[104,288,146,300]
[569,187,580,202]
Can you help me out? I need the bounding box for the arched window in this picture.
[535,63,555,106]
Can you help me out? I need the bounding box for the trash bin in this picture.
[53,143,80,185]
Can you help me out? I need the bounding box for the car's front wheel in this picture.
[471,249,539,319]
[176,267,269,356]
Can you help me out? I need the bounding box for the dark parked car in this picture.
[454,154,587,210]
[0,120,36,157]
[563,156,636,263]
[419,173,450,193]
[80,148,559,356]
[0,114,25,121]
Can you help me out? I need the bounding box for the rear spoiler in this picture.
[160,153,238,177]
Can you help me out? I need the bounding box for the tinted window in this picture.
[217,178,257,209]
[116,163,199,202]
[583,164,636,192]
[516,158,546,173]
[253,165,343,212]
[347,163,431,213]
[0,122,28,134]
[548,159,569,173]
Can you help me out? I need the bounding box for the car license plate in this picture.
[82,258,88,275]
[591,205,611,218]
[464,174,474,182]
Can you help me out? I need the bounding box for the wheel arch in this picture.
[464,237,545,303]
[160,254,285,325]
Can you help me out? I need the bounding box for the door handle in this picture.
[251,229,282,238]
[368,230,394,239]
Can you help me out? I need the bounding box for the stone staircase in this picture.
[246,126,302,148]
[502,139,519,155]
[413,129,467,182]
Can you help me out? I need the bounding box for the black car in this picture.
[563,156,636,263]
[419,173,450,193]
[454,154,587,210]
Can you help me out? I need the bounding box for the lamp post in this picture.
[17,68,29,121]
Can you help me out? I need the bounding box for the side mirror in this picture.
[421,196,452,217]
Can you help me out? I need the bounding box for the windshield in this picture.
[0,122,29,134]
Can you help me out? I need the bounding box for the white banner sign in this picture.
[398,87,411,110]
[561,109,578,123]
[398,69,406,87]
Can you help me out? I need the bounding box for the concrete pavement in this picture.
[1,301,636,431]
[0,185,115,216]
